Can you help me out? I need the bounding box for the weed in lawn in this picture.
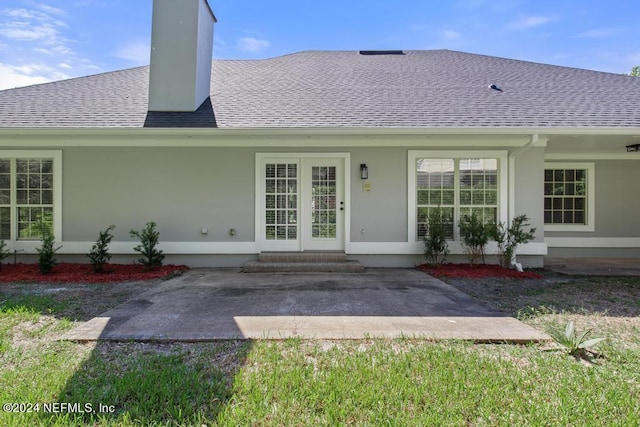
[548,320,606,362]
[516,304,557,321]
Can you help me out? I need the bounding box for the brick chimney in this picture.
[148,0,216,112]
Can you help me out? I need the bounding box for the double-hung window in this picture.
[543,162,594,232]
[0,151,62,242]
[409,151,508,242]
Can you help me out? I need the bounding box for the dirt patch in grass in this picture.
[1,278,171,322]
[438,272,640,318]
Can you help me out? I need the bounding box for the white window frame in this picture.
[0,150,62,247]
[544,162,595,232]
[408,150,508,242]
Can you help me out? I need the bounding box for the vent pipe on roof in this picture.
[148,0,217,112]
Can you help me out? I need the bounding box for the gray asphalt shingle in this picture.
[1,50,639,129]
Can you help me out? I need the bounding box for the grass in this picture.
[1,274,639,426]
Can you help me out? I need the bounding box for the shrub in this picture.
[490,214,536,268]
[87,225,115,273]
[130,221,165,269]
[36,223,61,274]
[423,207,450,266]
[0,240,9,270]
[458,211,491,266]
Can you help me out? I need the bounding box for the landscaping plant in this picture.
[458,211,491,265]
[36,223,61,274]
[130,221,165,269]
[549,320,606,361]
[87,225,115,273]
[490,214,536,269]
[0,239,9,270]
[423,207,450,266]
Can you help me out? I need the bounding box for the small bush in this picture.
[0,240,9,270]
[130,221,165,269]
[87,225,115,273]
[490,214,536,268]
[36,224,61,274]
[423,207,450,266]
[458,211,491,266]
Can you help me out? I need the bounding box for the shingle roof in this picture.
[1,49,639,129]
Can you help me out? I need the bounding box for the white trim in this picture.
[347,241,547,256]
[544,162,595,232]
[546,237,640,248]
[2,127,639,139]
[546,153,640,161]
[408,150,509,243]
[8,240,549,256]
[0,150,62,242]
[255,153,351,253]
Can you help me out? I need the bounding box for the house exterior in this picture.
[0,0,638,268]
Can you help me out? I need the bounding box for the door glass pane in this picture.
[311,166,337,238]
[265,163,297,240]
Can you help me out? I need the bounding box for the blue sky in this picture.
[0,0,638,90]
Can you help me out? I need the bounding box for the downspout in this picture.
[508,133,539,271]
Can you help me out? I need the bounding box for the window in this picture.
[411,151,507,242]
[416,159,455,239]
[544,163,594,232]
[0,152,61,242]
[265,163,298,241]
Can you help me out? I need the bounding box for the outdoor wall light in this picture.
[626,143,640,152]
[360,164,369,180]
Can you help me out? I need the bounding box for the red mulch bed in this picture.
[0,263,188,283]
[417,263,542,279]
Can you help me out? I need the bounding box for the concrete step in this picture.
[258,251,348,263]
[244,260,365,273]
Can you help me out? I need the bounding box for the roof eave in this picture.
[1,126,640,138]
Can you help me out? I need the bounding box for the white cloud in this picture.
[576,28,623,39]
[442,30,462,40]
[37,4,68,17]
[112,40,150,65]
[0,4,108,90]
[0,62,70,90]
[237,37,270,53]
[508,15,554,30]
[0,7,70,48]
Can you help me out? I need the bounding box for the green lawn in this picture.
[1,278,639,426]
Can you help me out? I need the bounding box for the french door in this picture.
[258,156,345,252]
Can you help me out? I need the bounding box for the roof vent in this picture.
[359,50,405,55]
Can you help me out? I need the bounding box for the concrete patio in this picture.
[62,268,549,343]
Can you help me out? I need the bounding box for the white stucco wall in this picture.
[63,147,255,242]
